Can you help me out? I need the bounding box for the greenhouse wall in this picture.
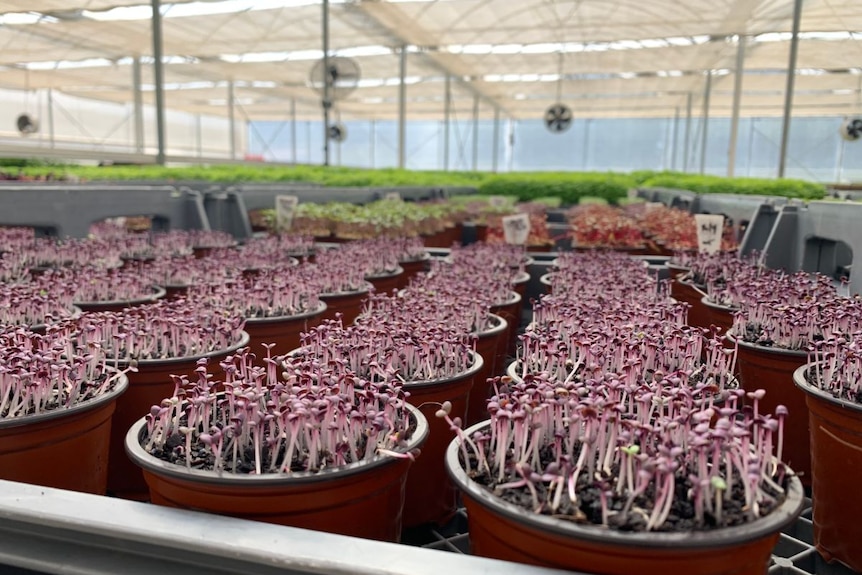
[249,116,862,182]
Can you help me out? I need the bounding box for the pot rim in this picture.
[0,368,129,430]
[113,330,251,367]
[539,272,553,287]
[700,296,738,312]
[244,301,327,325]
[365,265,404,281]
[725,330,808,358]
[125,402,429,486]
[28,304,82,332]
[319,281,373,298]
[74,285,167,308]
[398,252,431,264]
[446,419,805,549]
[491,290,521,308]
[792,362,862,413]
[512,270,530,285]
[477,313,507,339]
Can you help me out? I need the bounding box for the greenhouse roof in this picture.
[0,0,860,121]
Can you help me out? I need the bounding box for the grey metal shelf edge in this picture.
[0,479,573,575]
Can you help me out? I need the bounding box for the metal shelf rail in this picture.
[0,480,572,575]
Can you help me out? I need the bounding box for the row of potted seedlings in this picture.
[0,228,531,541]
[6,225,860,573]
[668,249,862,572]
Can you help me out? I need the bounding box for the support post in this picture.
[491,107,500,172]
[443,75,451,171]
[290,99,297,165]
[398,45,407,169]
[699,70,712,175]
[778,0,804,178]
[228,80,236,160]
[336,110,342,166]
[670,106,680,170]
[322,0,331,167]
[195,114,202,157]
[151,0,167,165]
[471,94,479,171]
[507,118,515,172]
[132,56,144,153]
[683,92,693,172]
[728,36,747,177]
[47,88,55,149]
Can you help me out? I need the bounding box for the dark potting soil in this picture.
[465,445,788,534]
[2,373,119,419]
[145,411,420,475]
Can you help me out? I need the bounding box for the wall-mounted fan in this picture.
[16,113,39,136]
[308,56,361,104]
[544,104,573,134]
[840,118,862,142]
[328,123,347,143]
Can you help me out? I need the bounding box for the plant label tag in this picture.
[503,213,530,245]
[695,214,724,254]
[627,188,638,199]
[644,202,664,212]
[384,191,402,201]
[275,195,299,231]
[489,196,507,208]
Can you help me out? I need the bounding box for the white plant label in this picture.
[644,202,664,212]
[626,188,638,199]
[502,213,531,245]
[384,191,402,201]
[275,195,299,231]
[489,195,507,208]
[695,214,724,254]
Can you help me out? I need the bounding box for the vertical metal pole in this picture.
[370,119,376,168]
[491,107,500,173]
[47,88,55,148]
[663,115,672,170]
[471,94,479,171]
[443,75,451,171]
[398,45,407,169]
[778,0,803,178]
[507,118,515,172]
[582,118,591,169]
[670,106,680,170]
[322,0,331,166]
[683,92,693,172]
[290,99,297,165]
[747,118,756,176]
[835,136,846,182]
[195,114,202,157]
[228,80,236,160]
[132,56,144,153]
[728,36,747,177]
[699,70,712,174]
[151,0,167,165]
[336,109,342,166]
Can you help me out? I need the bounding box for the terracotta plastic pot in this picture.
[402,351,483,527]
[366,265,404,295]
[162,284,188,300]
[465,314,508,427]
[574,245,652,256]
[701,297,736,341]
[512,269,530,301]
[397,253,431,289]
[107,331,251,500]
[491,291,523,360]
[729,332,810,487]
[126,403,428,543]
[319,283,372,326]
[539,273,553,294]
[75,285,166,313]
[446,419,805,575]
[244,302,326,363]
[672,278,710,330]
[793,364,862,572]
[0,371,128,494]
